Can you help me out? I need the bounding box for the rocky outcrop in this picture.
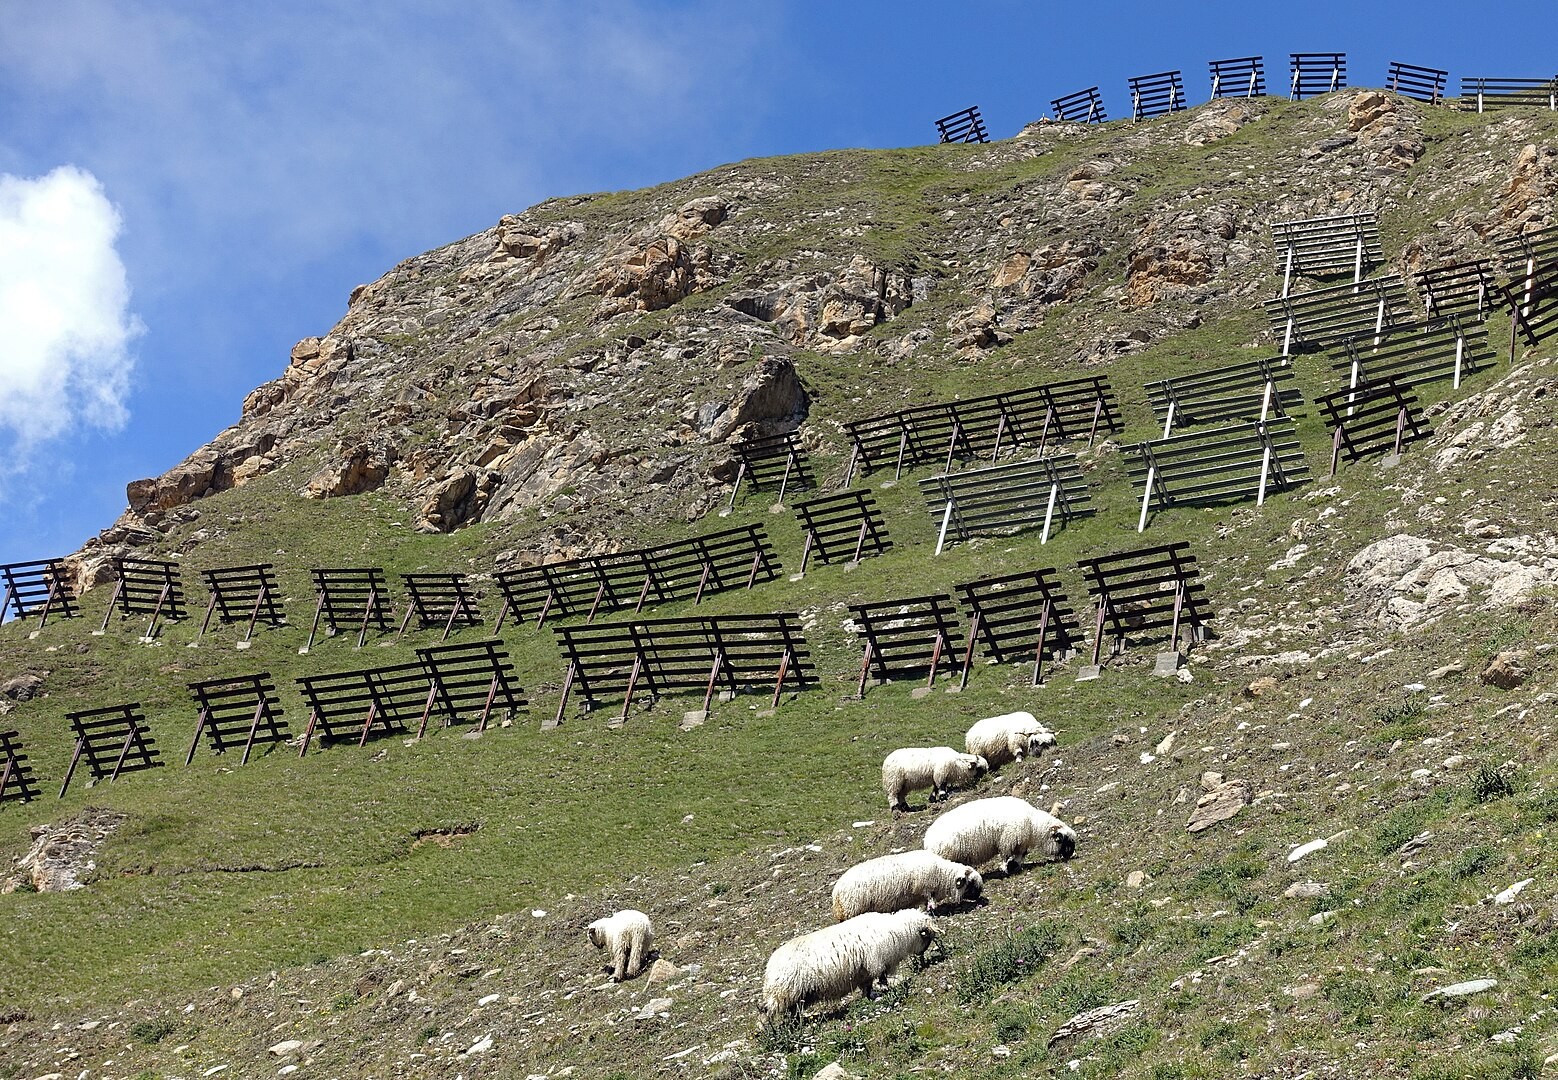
[1345,533,1558,630]
[707,358,809,442]
[1345,91,1423,170]
[2,809,125,893]
[1183,100,1256,146]
[304,441,398,499]
[727,256,915,352]
[590,236,716,318]
[1501,143,1558,232]
[125,449,224,515]
[416,467,502,533]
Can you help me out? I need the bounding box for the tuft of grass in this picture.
[1468,762,1519,804]
[955,924,1059,1005]
[127,1017,177,1045]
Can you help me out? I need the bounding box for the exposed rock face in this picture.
[2,808,126,893]
[1503,143,1558,230]
[591,235,716,318]
[125,451,222,515]
[304,441,398,499]
[1345,534,1558,630]
[1345,91,1423,169]
[706,358,809,442]
[727,255,914,352]
[417,468,501,534]
[1125,205,1241,308]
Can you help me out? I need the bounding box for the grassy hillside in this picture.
[2,91,1557,1078]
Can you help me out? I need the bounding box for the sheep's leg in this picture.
[627,936,645,978]
[612,946,629,982]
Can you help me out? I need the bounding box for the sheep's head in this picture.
[586,924,605,948]
[1052,824,1077,861]
[1026,730,1057,755]
[969,755,990,778]
[958,867,985,903]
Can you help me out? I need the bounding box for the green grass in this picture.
[6,94,1558,1079]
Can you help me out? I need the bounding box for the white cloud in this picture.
[0,165,140,447]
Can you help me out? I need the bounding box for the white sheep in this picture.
[761,909,938,1020]
[882,746,989,811]
[586,909,654,982]
[922,795,1077,875]
[830,850,984,921]
[964,710,1057,769]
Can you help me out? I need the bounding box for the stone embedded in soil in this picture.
[1423,978,1498,1001]
[1284,882,1330,900]
[1480,651,1528,689]
[1186,779,1251,833]
[635,996,673,1021]
[1288,838,1328,863]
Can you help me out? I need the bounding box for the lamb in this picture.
[882,746,989,810]
[761,909,938,1020]
[586,909,654,982]
[922,795,1077,875]
[964,710,1057,769]
[830,850,983,921]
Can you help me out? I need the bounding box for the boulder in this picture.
[1,673,44,701]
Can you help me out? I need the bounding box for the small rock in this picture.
[1125,870,1149,888]
[814,1064,860,1080]
[1200,771,1225,790]
[465,1035,494,1054]
[267,1041,304,1057]
[646,958,680,986]
[1427,662,1464,679]
[1423,978,1498,1002]
[1284,882,1330,900]
[1288,838,1328,863]
[1187,779,1251,833]
[1244,676,1279,698]
[1309,910,1338,926]
[1492,878,1534,905]
[635,997,673,1021]
[1442,755,1467,770]
[1481,652,1527,690]
[1155,732,1177,756]
[278,1068,299,1077]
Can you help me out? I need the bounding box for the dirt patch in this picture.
[411,823,481,850]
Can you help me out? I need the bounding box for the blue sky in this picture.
[2,0,1555,568]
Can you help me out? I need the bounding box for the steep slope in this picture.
[1,91,1557,1079]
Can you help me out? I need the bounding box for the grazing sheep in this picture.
[761,909,938,1020]
[923,795,1077,875]
[831,850,984,921]
[882,746,989,810]
[586,909,654,982]
[964,710,1057,769]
